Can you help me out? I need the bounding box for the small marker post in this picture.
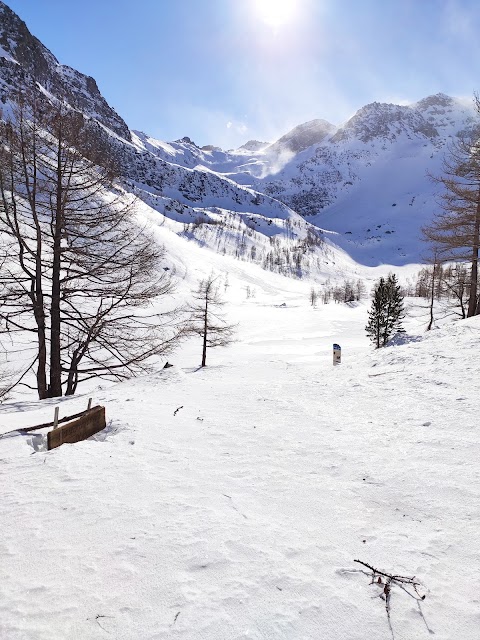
[53,406,59,429]
[333,343,341,366]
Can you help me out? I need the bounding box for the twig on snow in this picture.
[353,560,426,640]
[87,614,114,634]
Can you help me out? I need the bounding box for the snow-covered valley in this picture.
[1,265,478,639]
[0,2,479,639]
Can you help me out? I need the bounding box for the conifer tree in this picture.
[366,274,405,348]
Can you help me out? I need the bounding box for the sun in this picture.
[254,0,298,29]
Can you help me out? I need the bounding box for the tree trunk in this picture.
[65,367,78,396]
[32,173,48,399]
[49,136,63,396]
[467,199,480,317]
[201,298,208,367]
[65,352,80,396]
[34,303,48,399]
[427,259,437,331]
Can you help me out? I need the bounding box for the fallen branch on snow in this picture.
[353,559,426,640]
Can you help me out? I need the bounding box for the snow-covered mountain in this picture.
[130,95,478,266]
[1,0,478,271]
[0,1,130,140]
[266,118,336,155]
[260,94,477,265]
[0,1,346,281]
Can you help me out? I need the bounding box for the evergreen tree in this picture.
[366,274,405,348]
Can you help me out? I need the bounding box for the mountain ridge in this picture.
[0,1,131,140]
[0,0,478,269]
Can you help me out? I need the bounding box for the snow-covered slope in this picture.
[0,272,478,640]
[0,1,131,140]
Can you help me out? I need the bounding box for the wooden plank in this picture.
[0,407,98,439]
[47,406,106,451]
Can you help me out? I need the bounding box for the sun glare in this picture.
[255,0,298,29]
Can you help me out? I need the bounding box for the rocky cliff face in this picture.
[413,92,477,134]
[0,1,131,140]
[331,102,439,144]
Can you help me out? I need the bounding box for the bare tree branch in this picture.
[0,87,185,398]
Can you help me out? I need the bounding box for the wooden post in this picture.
[53,406,59,429]
[333,343,341,365]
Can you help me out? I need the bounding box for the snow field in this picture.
[0,286,479,640]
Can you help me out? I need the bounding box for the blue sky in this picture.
[6,0,480,148]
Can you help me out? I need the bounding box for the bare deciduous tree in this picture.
[188,274,236,367]
[0,90,184,398]
[442,263,469,318]
[423,118,480,317]
[426,250,442,331]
